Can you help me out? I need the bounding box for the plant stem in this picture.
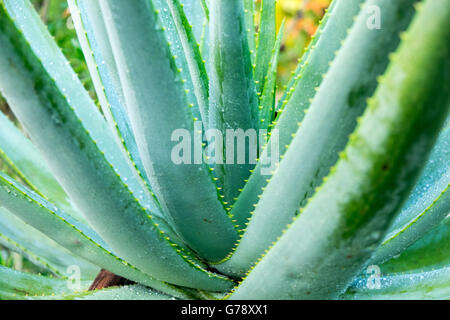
[89,269,134,290]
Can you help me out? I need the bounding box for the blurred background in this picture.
[0,0,331,273]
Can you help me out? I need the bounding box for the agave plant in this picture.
[0,0,448,300]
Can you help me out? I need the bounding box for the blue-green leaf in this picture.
[99,0,238,262]
[167,0,210,125]
[343,267,450,300]
[0,266,173,300]
[244,0,256,65]
[0,0,232,290]
[0,207,99,279]
[0,111,86,223]
[254,0,276,95]
[229,0,364,231]
[230,0,450,298]
[68,0,156,207]
[208,0,259,205]
[218,0,418,277]
[0,172,198,297]
[258,20,285,131]
[0,265,91,299]
[60,285,174,300]
[380,217,450,274]
[181,0,207,43]
[344,217,450,299]
[369,119,450,265]
[152,0,204,124]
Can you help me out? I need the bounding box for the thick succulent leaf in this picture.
[343,217,450,299]
[184,0,209,72]
[208,0,259,205]
[229,0,364,231]
[230,0,450,298]
[370,189,449,267]
[200,0,209,19]
[181,0,207,45]
[167,0,209,125]
[57,285,174,300]
[218,0,418,277]
[379,217,450,274]
[275,0,337,112]
[244,0,256,65]
[0,0,165,221]
[67,0,156,204]
[69,0,125,113]
[0,207,99,279]
[0,0,232,290]
[3,288,172,300]
[343,266,450,300]
[392,118,450,229]
[0,265,91,299]
[198,1,210,72]
[0,267,172,300]
[369,119,450,264]
[0,111,86,223]
[258,20,285,132]
[200,30,210,70]
[99,0,238,262]
[152,0,204,124]
[254,0,276,96]
[0,173,199,297]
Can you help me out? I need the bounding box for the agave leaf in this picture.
[275,0,338,112]
[199,18,210,71]
[258,20,285,132]
[369,119,450,265]
[0,265,91,299]
[0,172,199,297]
[343,216,450,299]
[218,0,419,277]
[208,0,259,205]
[183,0,209,71]
[181,0,207,44]
[0,0,166,221]
[0,207,99,279]
[67,0,156,205]
[152,0,204,124]
[201,0,210,19]
[370,188,449,267]
[17,286,173,300]
[254,0,276,96]
[167,0,209,125]
[244,0,256,65]
[0,266,172,300]
[379,216,450,274]
[58,285,174,300]
[68,0,125,113]
[0,0,232,290]
[0,111,87,223]
[343,266,450,300]
[230,0,450,298]
[99,0,238,263]
[230,0,364,231]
